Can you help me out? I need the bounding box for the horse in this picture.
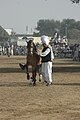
[19,37,42,86]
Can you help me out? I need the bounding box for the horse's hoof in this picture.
[27,76,30,80]
[33,83,36,86]
[39,79,41,82]
[27,78,30,80]
[27,74,30,80]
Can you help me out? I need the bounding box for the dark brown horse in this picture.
[19,37,42,86]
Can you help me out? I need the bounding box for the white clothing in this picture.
[50,46,54,61]
[11,48,13,55]
[41,46,54,84]
[41,48,50,57]
[42,62,52,84]
[41,35,54,85]
[41,35,49,45]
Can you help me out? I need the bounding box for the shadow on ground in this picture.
[0,66,80,73]
[0,82,80,87]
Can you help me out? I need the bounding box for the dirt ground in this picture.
[0,56,80,120]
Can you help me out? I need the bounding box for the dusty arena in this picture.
[0,56,80,120]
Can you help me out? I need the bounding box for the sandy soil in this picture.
[0,56,80,120]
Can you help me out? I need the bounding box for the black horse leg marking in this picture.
[32,69,37,86]
[19,63,30,80]
[25,64,30,80]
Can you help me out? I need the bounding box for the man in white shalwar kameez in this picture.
[41,35,54,86]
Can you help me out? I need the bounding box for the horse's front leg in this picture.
[32,68,37,86]
[25,65,30,80]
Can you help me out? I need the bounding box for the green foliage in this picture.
[68,29,80,39]
[34,19,60,36]
[60,19,76,37]
[34,19,80,40]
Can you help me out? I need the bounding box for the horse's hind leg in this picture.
[32,71,37,86]
[27,72,30,80]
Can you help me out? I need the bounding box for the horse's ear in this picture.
[23,37,34,43]
[27,37,34,43]
[22,36,28,40]
[31,38,34,41]
[28,37,34,41]
[22,36,29,43]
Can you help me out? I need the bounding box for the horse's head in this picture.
[22,36,34,49]
[25,37,36,54]
[27,38,34,48]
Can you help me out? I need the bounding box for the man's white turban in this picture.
[41,35,49,45]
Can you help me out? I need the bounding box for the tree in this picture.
[68,29,80,39]
[33,18,80,40]
[60,19,76,38]
[70,0,80,4]
[34,19,61,36]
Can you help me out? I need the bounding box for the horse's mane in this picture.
[33,43,37,53]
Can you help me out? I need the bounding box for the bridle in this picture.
[27,40,36,55]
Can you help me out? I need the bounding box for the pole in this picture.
[26,26,28,35]
[65,24,68,39]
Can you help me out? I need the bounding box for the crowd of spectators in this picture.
[0,45,27,56]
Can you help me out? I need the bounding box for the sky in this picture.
[0,0,80,34]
